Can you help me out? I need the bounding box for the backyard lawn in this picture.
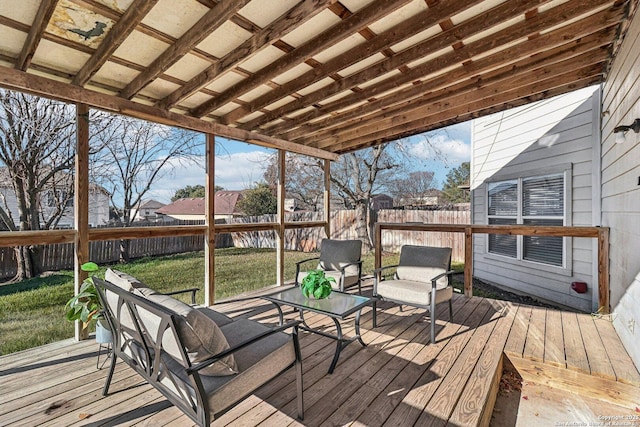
[0,248,409,355]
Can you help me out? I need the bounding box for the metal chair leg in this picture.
[449,299,453,320]
[372,299,378,328]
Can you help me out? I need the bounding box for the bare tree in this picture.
[0,90,108,280]
[91,117,200,262]
[387,171,437,207]
[263,153,323,211]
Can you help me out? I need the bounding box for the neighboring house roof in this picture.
[137,199,165,210]
[156,191,243,216]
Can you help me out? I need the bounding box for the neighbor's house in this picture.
[156,191,244,221]
[129,199,166,223]
[471,30,640,370]
[370,194,393,210]
[0,168,109,229]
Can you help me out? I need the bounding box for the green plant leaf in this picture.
[81,262,99,272]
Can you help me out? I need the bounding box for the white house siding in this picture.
[471,85,600,313]
[601,9,640,371]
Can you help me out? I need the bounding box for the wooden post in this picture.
[276,150,285,286]
[464,226,473,297]
[204,134,215,306]
[74,103,90,341]
[598,227,610,313]
[323,159,331,238]
[375,223,382,273]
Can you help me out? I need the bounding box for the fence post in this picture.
[464,226,473,297]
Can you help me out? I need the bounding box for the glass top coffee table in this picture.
[263,287,373,374]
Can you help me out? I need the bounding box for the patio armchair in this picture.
[373,245,455,343]
[94,275,303,426]
[295,238,363,293]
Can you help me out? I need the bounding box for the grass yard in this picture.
[0,248,409,356]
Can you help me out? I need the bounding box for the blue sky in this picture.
[148,121,471,203]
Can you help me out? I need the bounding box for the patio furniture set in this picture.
[95,239,456,426]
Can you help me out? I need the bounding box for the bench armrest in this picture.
[186,320,302,375]
[163,287,199,305]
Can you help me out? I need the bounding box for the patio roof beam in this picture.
[269,0,619,142]
[311,45,610,148]
[118,0,250,100]
[226,0,487,126]
[278,13,619,141]
[15,0,58,71]
[332,65,603,152]
[0,66,338,160]
[72,0,158,86]
[156,0,337,110]
[190,0,414,118]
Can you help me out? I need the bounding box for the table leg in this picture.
[328,317,343,374]
[355,309,366,347]
[270,302,284,326]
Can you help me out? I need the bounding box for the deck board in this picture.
[1,286,639,427]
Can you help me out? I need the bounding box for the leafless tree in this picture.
[387,171,437,207]
[91,117,201,262]
[263,153,324,211]
[0,90,109,280]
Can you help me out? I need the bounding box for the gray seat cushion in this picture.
[376,279,453,306]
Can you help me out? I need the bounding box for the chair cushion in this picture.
[396,245,451,287]
[105,269,149,292]
[146,294,238,376]
[318,239,362,277]
[376,279,453,307]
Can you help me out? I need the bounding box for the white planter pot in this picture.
[96,320,112,344]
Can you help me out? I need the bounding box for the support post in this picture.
[323,159,331,238]
[74,103,90,340]
[375,223,382,273]
[276,150,285,286]
[204,134,215,306]
[598,227,610,313]
[464,226,473,297]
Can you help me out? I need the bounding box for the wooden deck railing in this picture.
[374,223,610,313]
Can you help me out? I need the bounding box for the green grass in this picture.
[0,248,466,356]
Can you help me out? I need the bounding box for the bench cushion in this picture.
[105,269,148,292]
[377,279,453,306]
[146,294,238,376]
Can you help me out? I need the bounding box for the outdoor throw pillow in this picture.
[146,293,238,376]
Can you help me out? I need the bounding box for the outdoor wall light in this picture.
[614,118,640,144]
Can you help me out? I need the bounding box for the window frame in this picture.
[485,165,572,272]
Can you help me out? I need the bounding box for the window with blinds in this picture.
[487,173,565,267]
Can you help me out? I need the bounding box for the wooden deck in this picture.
[1,284,639,426]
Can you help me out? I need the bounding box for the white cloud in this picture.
[406,134,470,165]
[146,151,271,203]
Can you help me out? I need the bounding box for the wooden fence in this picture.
[0,209,469,280]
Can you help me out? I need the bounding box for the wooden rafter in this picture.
[15,0,58,71]
[225,0,487,126]
[264,0,619,139]
[156,0,338,110]
[72,0,158,86]
[119,0,251,99]
[190,0,414,118]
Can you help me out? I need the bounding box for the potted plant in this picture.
[65,262,111,343]
[300,270,335,299]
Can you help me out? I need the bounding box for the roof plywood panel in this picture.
[165,53,211,81]
[205,71,244,93]
[2,0,40,25]
[280,10,341,48]
[337,52,386,77]
[340,0,375,14]
[368,0,429,34]
[271,63,313,86]
[47,0,115,49]
[92,61,139,90]
[264,95,296,111]
[407,46,453,68]
[113,30,168,67]
[539,0,572,13]
[196,21,252,58]
[239,45,285,73]
[0,26,27,57]
[390,25,442,53]
[237,0,301,28]
[463,15,524,45]
[211,101,241,116]
[313,33,366,64]
[236,110,264,123]
[450,0,508,25]
[94,0,134,13]
[237,84,272,103]
[31,39,89,75]
[138,79,180,100]
[180,91,213,109]
[359,69,401,89]
[141,0,208,39]
[297,76,334,96]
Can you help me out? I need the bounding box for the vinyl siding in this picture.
[471,85,600,312]
[601,8,640,372]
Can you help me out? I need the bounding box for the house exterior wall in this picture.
[601,9,640,371]
[471,85,601,312]
[0,187,109,228]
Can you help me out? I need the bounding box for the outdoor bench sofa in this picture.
[93,269,303,426]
